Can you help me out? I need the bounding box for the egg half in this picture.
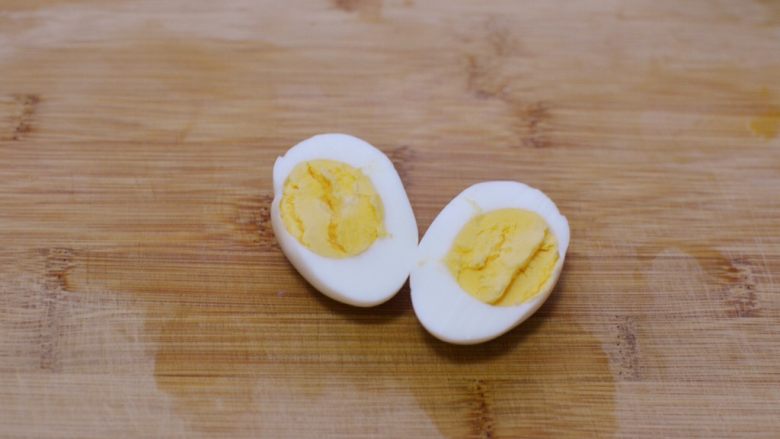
[411,181,569,344]
[271,133,418,307]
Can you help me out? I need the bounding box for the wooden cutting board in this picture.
[1,0,779,437]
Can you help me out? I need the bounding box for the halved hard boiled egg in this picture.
[271,134,418,307]
[411,181,569,344]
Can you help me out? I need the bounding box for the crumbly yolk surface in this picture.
[445,208,558,306]
[280,159,385,258]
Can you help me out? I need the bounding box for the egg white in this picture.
[410,181,570,344]
[271,133,418,307]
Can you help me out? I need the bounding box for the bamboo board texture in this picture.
[1,0,779,438]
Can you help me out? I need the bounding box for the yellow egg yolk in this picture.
[445,208,558,306]
[280,159,385,258]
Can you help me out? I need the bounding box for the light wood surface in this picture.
[1,0,779,437]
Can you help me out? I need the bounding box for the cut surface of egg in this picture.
[272,134,418,307]
[411,181,569,344]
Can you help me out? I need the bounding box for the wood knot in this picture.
[385,145,415,183]
[721,256,760,318]
[462,17,521,101]
[331,0,382,21]
[514,101,553,148]
[333,0,360,11]
[614,315,641,380]
[465,53,509,100]
[484,17,517,58]
[468,379,496,438]
[38,247,76,372]
[43,247,75,292]
[234,194,278,250]
[8,93,40,141]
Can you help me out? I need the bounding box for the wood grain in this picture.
[1,0,779,437]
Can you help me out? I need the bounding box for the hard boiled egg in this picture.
[271,134,418,307]
[411,181,569,344]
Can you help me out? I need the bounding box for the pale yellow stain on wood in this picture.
[749,110,780,139]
